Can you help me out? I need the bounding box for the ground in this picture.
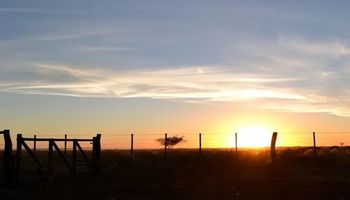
[2,148,350,200]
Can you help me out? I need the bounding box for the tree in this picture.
[156,136,185,148]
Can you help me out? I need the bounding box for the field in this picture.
[2,148,350,200]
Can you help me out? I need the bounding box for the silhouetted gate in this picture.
[16,133,101,183]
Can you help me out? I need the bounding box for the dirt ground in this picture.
[2,149,350,200]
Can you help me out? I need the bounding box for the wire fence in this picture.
[101,131,350,149]
[2,131,350,151]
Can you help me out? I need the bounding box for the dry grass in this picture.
[2,147,350,199]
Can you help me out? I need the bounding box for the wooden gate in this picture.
[15,133,101,183]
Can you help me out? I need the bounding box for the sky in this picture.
[1,0,350,148]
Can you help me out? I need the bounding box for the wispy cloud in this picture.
[0,8,45,13]
[33,63,104,78]
[0,63,337,115]
[65,46,137,51]
[1,37,350,117]
[279,36,350,57]
[1,63,304,100]
[37,30,119,41]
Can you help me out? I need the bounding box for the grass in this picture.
[2,148,350,199]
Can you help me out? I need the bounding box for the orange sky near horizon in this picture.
[2,103,350,149]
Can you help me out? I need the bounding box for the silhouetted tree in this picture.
[156,136,185,148]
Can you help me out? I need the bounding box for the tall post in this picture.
[164,133,168,158]
[131,133,134,161]
[92,137,96,168]
[3,130,14,184]
[33,134,37,153]
[270,132,278,165]
[64,134,67,156]
[95,134,101,173]
[48,139,54,174]
[199,133,202,156]
[230,133,233,153]
[72,139,77,172]
[92,134,101,173]
[313,132,317,159]
[16,134,23,183]
[235,132,238,154]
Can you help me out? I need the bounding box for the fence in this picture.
[90,131,350,164]
[2,129,350,185]
[15,133,101,183]
[0,130,101,184]
[100,132,295,159]
[97,131,350,161]
[103,131,350,145]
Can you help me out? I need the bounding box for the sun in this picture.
[234,126,272,147]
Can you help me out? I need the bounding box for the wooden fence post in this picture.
[33,134,37,152]
[270,132,278,165]
[16,134,23,183]
[96,134,101,173]
[48,139,54,174]
[2,130,15,185]
[164,133,168,158]
[230,133,233,153]
[199,133,202,156]
[131,133,134,161]
[64,134,67,156]
[313,132,317,159]
[92,134,101,173]
[72,139,77,172]
[235,132,238,154]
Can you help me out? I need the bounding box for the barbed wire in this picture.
[2,131,350,150]
[3,131,350,139]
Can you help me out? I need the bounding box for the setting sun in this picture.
[235,127,273,147]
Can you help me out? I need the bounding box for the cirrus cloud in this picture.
[0,37,350,117]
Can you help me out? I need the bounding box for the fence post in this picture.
[72,139,77,172]
[199,133,202,156]
[48,139,54,174]
[3,130,15,185]
[16,134,23,183]
[164,133,168,158]
[96,134,101,173]
[235,132,238,154]
[92,134,101,173]
[313,132,317,159]
[64,134,67,156]
[92,137,95,169]
[270,132,278,165]
[131,133,134,161]
[33,134,37,153]
[230,133,233,153]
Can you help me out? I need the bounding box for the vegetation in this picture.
[4,148,350,199]
[156,135,185,148]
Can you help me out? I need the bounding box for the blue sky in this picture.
[1,0,350,138]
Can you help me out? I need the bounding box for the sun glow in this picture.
[235,126,273,147]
